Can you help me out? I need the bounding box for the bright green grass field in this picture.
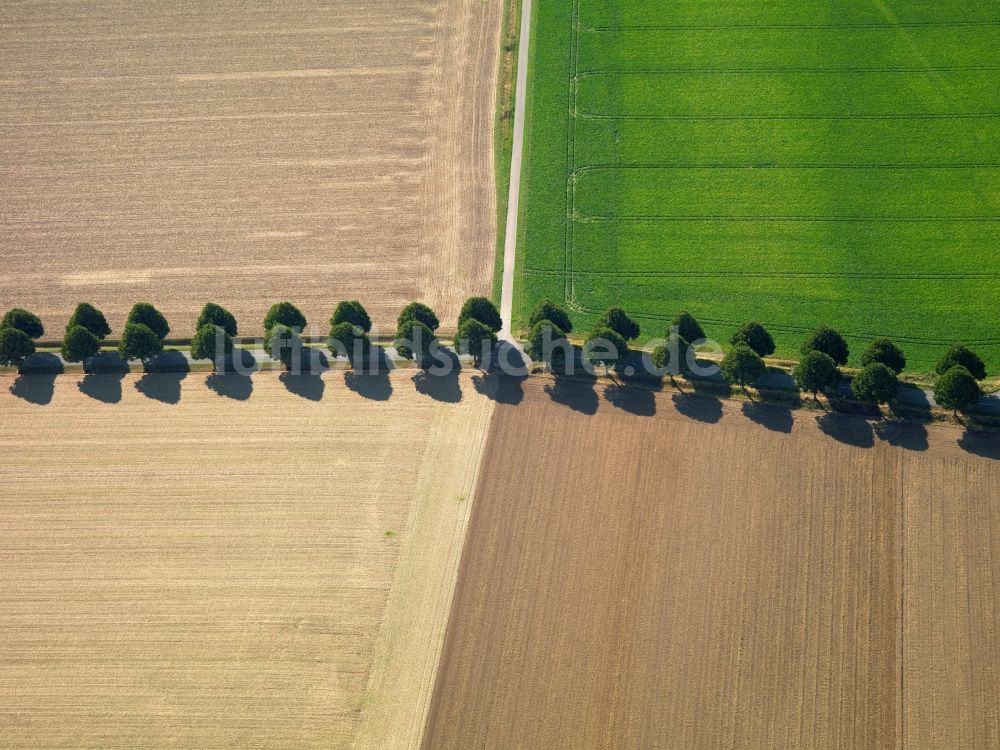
[515,0,1000,372]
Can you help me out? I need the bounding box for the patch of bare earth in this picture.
[0,371,495,748]
[0,0,500,334]
[423,378,1000,749]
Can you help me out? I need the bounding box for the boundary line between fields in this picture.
[498,0,532,340]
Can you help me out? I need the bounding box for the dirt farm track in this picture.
[425,378,1000,749]
[0,0,501,333]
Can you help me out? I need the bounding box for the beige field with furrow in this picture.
[901,450,1000,748]
[0,0,500,334]
[0,371,495,748]
[424,378,1000,749]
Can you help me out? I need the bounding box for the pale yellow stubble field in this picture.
[0,0,501,336]
[0,371,495,748]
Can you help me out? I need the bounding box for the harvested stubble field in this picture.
[0,0,500,334]
[518,0,1000,371]
[425,377,1000,749]
[0,371,495,748]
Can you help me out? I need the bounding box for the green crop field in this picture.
[515,0,1000,372]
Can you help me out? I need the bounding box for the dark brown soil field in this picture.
[423,377,1000,749]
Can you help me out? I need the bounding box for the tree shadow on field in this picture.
[874,419,929,452]
[205,371,253,401]
[280,371,325,401]
[603,380,657,417]
[469,343,528,406]
[78,371,126,404]
[958,430,1000,460]
[741,401,794,434]
[10,353,64,405]
[344,368,392,402]
[205,350,257,401]
[135,351,189,405]
[544,375,598,415]
[816,412,875,449]
[671,391,723,424]
[76,352,129,404]
[413,350,462,403]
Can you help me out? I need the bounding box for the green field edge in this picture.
[491,0,522,304]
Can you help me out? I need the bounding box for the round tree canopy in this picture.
[801,325,849,366]
[0,326,36,366]
[118,322,163,362]
[331,300,372,333]
[61,325,101,363]
[66,302,111,340]
[196,303,238,337]
[731,321,776,358]
[263,302,306,332]
[458,297,502,333]
[397,302,440,332]
[126,302,170,340]
[1,308,44,339]
[528,299,573,334]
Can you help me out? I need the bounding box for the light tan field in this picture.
[0,0,500,335]
[424,378,1000,749]
[0,371,495,748]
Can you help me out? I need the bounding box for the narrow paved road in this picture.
[499,0,532,342]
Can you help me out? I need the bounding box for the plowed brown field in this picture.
[0,372,495,748]
[424,378,1000,749]
[0,0,500,335]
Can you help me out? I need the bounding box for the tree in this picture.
[0,327,35,366]
[263,301,306,332]
[191,324,234,370]
[671,311,705,344]
[860,337,906,374]
[731,321,776,358]
[594,307,640,341]
[61,325,101,363]
[584,327,629,374]
[720,344,766,392]
[651,335,691,383]
[66,302,111,339]
[126,302,170,340]
[395,319,436,365]
[328,321,371,366]
[793,350,840,401]
[1,308,44,339]
[458,297,502,333]
[267,324,303,370]
[528,299,573,334]
[936,344,987,381]
[118,322,163,362]
[454,317,498,367]
[851,362,899,407]
[935,365,982,416]
[331,300,372,333]
[801,325,849,365]
[526,319,570,372]
[397,302,440,332]
[196,302,238,337]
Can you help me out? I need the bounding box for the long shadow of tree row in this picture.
[6,344,998,460]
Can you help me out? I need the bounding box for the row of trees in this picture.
[1,297,990,414]
[259,296,505,371]
[0,296,508,373]
[523,300,990,416]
